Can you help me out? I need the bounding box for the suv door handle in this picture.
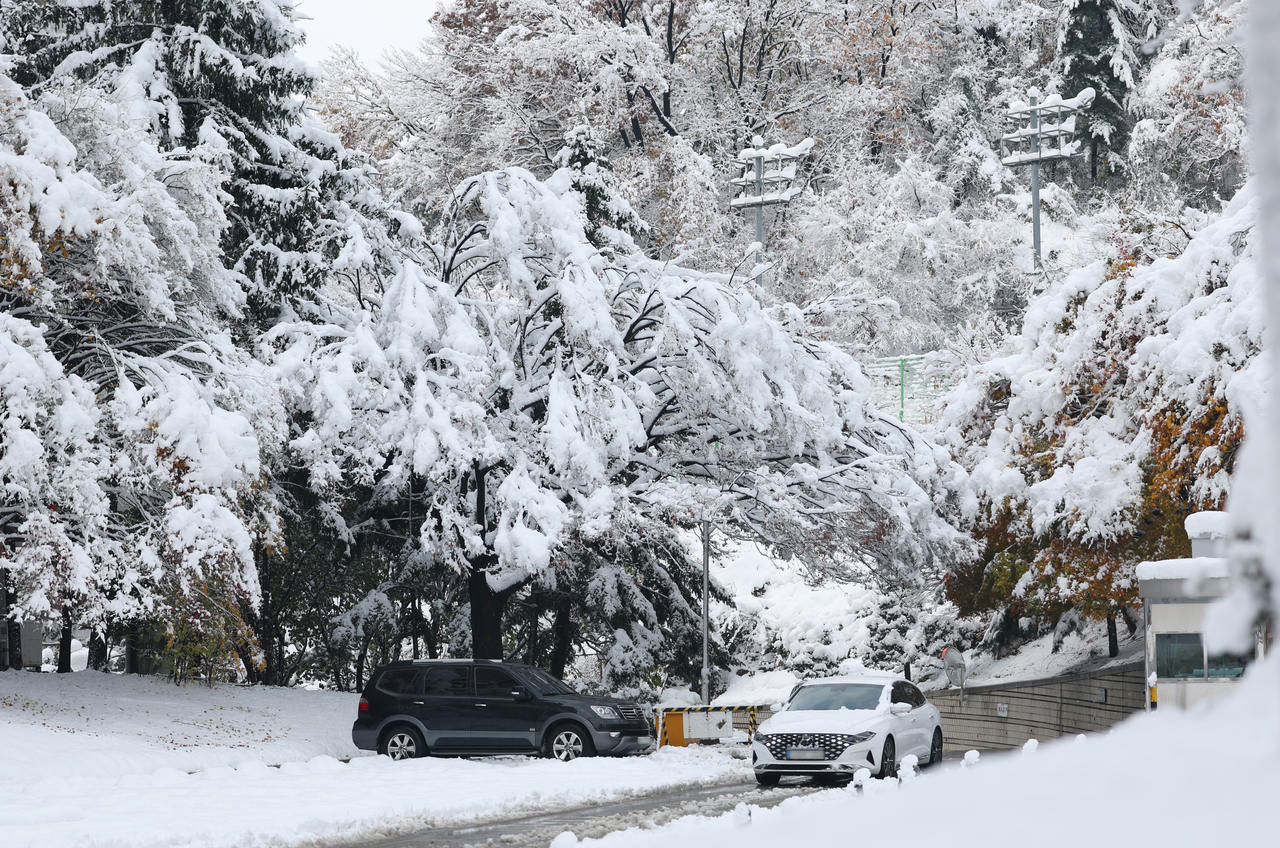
[412,701,425,705]
[475,703,487,707]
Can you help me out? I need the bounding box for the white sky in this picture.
[292,0,439,69]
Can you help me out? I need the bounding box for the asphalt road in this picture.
[327,748,992,848]
[339,777,836,848]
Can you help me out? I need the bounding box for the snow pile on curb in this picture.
[571,660,1280,848]
[0,671,749,848]
[0,670,364,780]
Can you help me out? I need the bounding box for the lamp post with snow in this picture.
[999,86,1095,273]
[731,135,813,285]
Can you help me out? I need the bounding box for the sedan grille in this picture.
[616,705,645,722]
[757,733,857,761]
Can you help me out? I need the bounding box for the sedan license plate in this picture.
[786,748,825,760]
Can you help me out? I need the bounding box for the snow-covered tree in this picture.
[0,64,271,673]
[937,182,1263,646]
[862,594,919,676]
[268,162,975,671]
[1,0,407,325]
[1057,0,1163,179]
[1127,0,1246,207]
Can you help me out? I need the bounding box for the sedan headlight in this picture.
[590,705,620,719]
[753,731,768,743]
[849,731,876,744]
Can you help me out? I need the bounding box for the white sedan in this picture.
[751,675,943,784]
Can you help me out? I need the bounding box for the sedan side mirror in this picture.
[890,702,911,716]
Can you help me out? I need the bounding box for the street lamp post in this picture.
[701,518,710,705]
[730,135,814,285]
[999,86,1095,273]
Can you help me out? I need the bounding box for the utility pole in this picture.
[701,519,710,705]
[999,86,1094,274]
[730,136,813,285]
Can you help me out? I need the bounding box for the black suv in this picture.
[351,659,653,761]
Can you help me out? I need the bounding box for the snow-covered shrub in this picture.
[938,182,1264,635]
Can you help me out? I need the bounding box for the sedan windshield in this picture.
[518,666,576,696]
[789,683,883,711]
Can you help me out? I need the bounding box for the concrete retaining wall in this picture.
[928,660,1146,751]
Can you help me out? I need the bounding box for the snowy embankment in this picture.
[0,671,748,848]
[567,661,1280,848]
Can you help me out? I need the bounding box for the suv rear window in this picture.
[377,669,422,695]
[423,666,470,696]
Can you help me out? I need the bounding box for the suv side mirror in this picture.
[512,687,532,701]
[890,702,911,716]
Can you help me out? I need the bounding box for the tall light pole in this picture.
[999,86,1095,273]
[730,135,813,285]
[701,518,710,705]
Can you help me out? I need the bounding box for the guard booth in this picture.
[1138,512,1269,711]
[658,705,774,747]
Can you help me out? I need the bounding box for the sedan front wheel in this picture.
[877,736,897,779]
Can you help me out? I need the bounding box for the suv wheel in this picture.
[381,725,426,761]
[545,724,595,761]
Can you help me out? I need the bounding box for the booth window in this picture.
[1156,633,1204,679]
[1207,649,1252,678]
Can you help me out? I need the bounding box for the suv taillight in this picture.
[358,697,369,713]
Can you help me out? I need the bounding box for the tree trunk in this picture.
[1091,137,1099,182]
[409,593,420,660]
[525,597,539,666]
[7,618,22,671]
[125,622,140,674]
[4,582,20,670]
[88,630,107,671]
[1120,605,1139,639]
[57,607,73,673]
[355,633,371,692]
[1106,613,1119,658]
[469,563,509,659]
[548,596,574,679]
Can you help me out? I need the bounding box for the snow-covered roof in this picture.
[1135,557,1229,581]
[1184,511,1229,540]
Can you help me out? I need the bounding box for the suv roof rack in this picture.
[409,657,504,664]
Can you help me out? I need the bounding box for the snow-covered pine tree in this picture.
[862,594,919,677]
[1057,0,1162,180]
[1,0,405,327]
[553,124,647,251]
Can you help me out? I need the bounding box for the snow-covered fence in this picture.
[863,355,950,426]
[925,661,1144,751]
[657,705,774,747]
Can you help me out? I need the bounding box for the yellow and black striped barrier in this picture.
[657,705,775,747]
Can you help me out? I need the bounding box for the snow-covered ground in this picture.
[559,661,1280,848]
[917,618,1144,692]
[0,671,748,848]
[706,538,1143,705]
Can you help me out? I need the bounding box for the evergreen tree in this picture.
[553,125,647,251]
[863,594,919,676]
[0,0,401,326]
[1057,0,1161,179]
